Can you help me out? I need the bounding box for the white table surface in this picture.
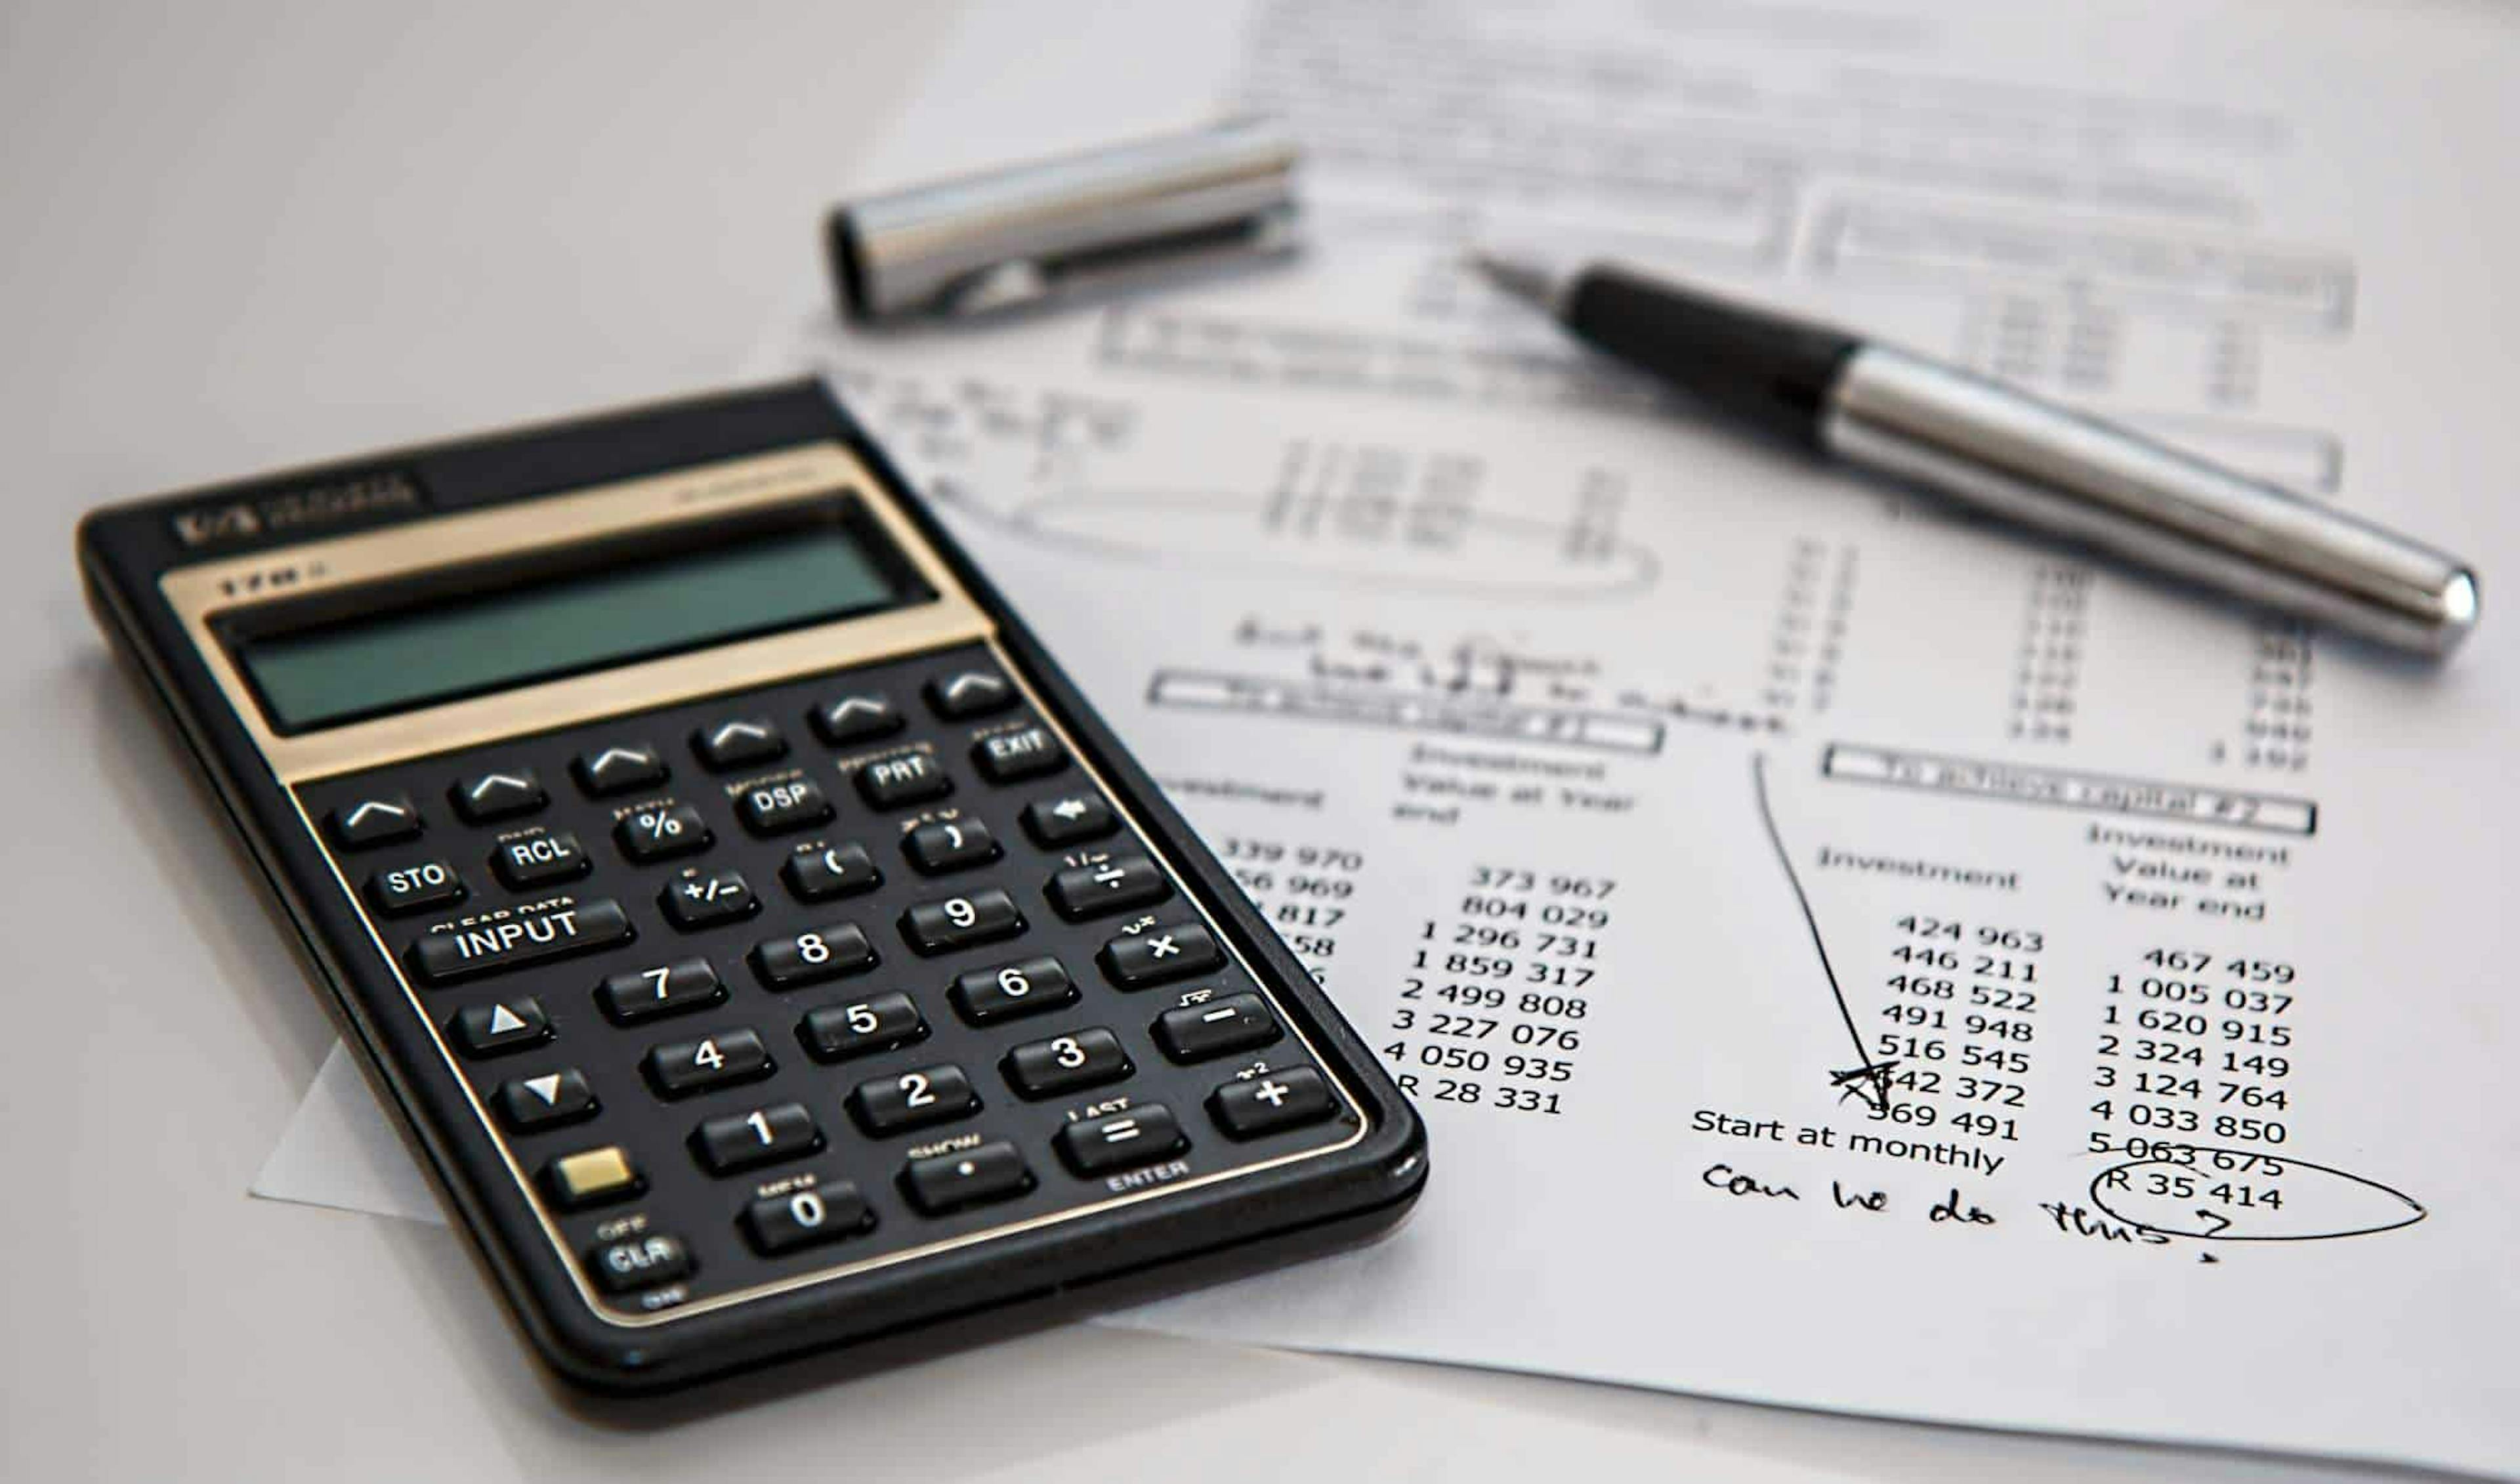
[0,5,2422,1479]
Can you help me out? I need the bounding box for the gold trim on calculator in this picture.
[159,442,1370,1328]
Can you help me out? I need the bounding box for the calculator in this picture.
[76,381,1425,1390]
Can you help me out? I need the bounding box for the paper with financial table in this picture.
[257,0,2520,1473]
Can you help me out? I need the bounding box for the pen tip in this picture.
[1462,246,1566,313]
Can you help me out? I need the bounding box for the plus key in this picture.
[1209,1067,1336,1139]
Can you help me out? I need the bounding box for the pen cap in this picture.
[827,116,1301,323]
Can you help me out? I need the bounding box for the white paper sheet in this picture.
[259,0,2520,1474]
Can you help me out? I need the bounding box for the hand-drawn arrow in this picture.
[1752,752,1894,1116]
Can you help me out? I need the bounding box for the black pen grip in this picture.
[1564,265,1859,448]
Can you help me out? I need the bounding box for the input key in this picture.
[407,900,632,985]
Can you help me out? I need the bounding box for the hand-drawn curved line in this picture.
[927,480,1660,602]
[1750,752,1894,1114]
[2088,1147,2426,1242]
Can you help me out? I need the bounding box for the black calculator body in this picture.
[77,381,1425,1391]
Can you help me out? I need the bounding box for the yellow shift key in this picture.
[544,1147,642,1210]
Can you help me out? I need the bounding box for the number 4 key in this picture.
[643,1028,774,1097]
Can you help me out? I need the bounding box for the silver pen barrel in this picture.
[1822,346,2479,655]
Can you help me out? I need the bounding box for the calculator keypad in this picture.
[295,643,1362,1317]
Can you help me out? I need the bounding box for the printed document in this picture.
[261,0,2520,1473]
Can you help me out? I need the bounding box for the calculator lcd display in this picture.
[232,513,921,732]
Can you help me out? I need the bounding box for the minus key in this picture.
[1154,992,1281,1063]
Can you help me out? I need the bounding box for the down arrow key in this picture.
[495,1068,597,1131]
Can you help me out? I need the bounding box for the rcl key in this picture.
[492,831,589,890]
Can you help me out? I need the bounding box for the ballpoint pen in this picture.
[1468,250,2479,657]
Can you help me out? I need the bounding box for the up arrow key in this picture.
[328,794,422,849]
[813,693,903,744]
[573,744,667,797]
[452,767,546,823]
[694,717,787,770]
[450,997,549,1058]
[927,670,1016,719]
